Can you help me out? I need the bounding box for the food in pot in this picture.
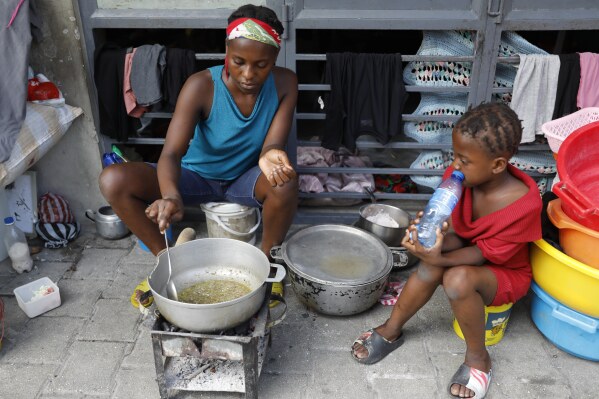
[178,279,251,304]
[366,210,400,228]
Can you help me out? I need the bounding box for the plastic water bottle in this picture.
[417,171,465,248]
[3,217,33,274]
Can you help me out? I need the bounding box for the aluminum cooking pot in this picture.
[271,224,393,316]
[148,238,286,332]
[356,203,410,246]
[85,206,129,240]
[355,204,418,269]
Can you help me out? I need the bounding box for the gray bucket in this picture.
[200,202,261,245]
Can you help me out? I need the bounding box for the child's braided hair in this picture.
[454,102,523,158]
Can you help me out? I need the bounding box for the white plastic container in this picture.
[13,277,61,318]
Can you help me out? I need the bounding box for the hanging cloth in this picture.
[510,54,560,143]
[162,48,197,111]
[577,52,599,109]
[323,53,406,151]
[94,43,138,141]
[552,54,581,120]
[130,44,166,107]
[0,0,41,162]
[123,48,150,118]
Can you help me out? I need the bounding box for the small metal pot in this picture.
[356,204,411,246]
[85,206,129,240]
[355,204,418,268]
[271,225,393,316]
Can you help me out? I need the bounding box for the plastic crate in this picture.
[541,107,599,154]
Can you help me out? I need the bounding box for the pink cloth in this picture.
[378,280,406,306]
[124,48,149,118]
[577,52,599,109]
[297,146,374,193]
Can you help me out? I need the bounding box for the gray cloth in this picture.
[130,44,166,107]
[0,0,37,162]
[510,54,560,143]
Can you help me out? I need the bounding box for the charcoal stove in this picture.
[151,295,283,399]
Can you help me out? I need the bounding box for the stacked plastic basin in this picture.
[532,115,599,361]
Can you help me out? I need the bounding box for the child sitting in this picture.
[351,102,542,398]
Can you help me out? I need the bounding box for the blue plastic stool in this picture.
[138,226,173,252]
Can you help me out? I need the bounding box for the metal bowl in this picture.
[356,204,411,246]
[355,204,419,268]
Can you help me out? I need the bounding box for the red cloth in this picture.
[444,164,542,305]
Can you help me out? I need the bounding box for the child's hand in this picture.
[401,217,448,266]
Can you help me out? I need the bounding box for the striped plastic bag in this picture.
[35,193,80,248]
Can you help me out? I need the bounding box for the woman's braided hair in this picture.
[454,102,523,158]
[228,4,284,36]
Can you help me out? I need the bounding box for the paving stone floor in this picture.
[0,221,596,398]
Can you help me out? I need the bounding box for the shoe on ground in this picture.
[269,281,284,308]
[130,279,154,309]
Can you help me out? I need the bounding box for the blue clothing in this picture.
[148,163,263,208]
[182,65,279,180]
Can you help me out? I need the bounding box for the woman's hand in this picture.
[401,211,449,266]
[145,197,184,233]
[259,148,296,187]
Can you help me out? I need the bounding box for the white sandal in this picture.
[448,363,492,398]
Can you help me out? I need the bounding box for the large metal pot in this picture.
[271,225,392,316]
[148,238,286,332]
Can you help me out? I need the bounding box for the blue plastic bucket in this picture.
[138,227,172,252]
[530,281,599,361]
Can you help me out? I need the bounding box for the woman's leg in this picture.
[99,162,164,255]
[443,265,497,398]
[254,173,298,258]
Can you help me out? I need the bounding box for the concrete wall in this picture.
[29,0,105,225]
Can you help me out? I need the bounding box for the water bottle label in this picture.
[429,188,458,215]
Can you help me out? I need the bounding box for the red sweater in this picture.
[445,165,542,270]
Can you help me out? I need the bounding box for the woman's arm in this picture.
[258,67,298,186]
[146,71,211,232]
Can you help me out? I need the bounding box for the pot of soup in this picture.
[148,238,286,332]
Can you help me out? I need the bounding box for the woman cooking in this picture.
[99,5,298,277]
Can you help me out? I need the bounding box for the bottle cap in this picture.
[451,171,465,181]
[4,217,14,225]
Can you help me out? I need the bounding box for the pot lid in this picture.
[281,224,392,285]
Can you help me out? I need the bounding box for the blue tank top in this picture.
[181,65,278,180]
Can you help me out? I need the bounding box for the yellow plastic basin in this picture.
[531,239,599,317]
